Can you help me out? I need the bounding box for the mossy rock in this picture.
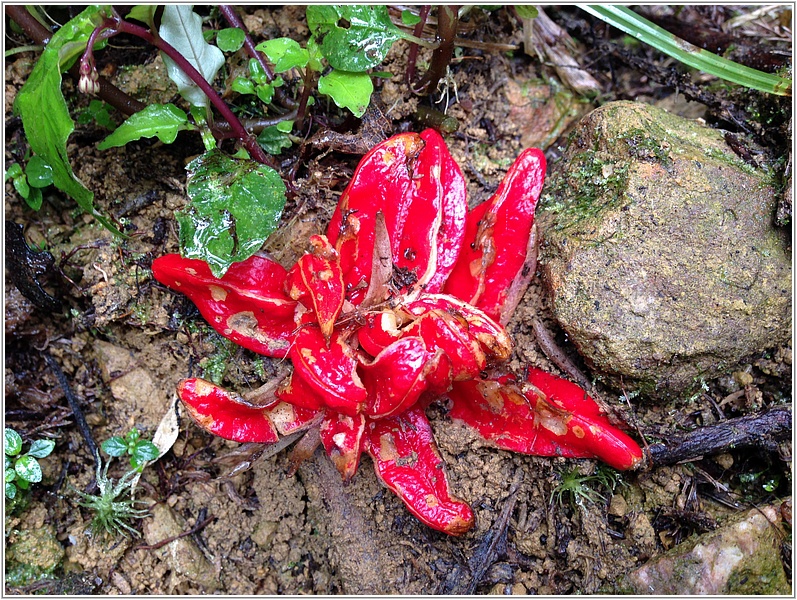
[6,525,65,586]
[538,101,791,398]
[612,503,790,594]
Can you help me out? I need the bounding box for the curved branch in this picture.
[646,406,791,467]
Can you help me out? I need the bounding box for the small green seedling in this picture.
[550,465,622,509]
[75,98,117,130]
[101,428,159,472]
[73,460,150,539]
[4,428,55,500]
[5,155,54,211]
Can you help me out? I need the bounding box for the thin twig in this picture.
[43,351,100,468]
[134,514,215,550]
[530,316,592,390]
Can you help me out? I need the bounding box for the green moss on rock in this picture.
[539,101,791,399]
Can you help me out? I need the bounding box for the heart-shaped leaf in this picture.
[318,69,373,118]
[177,149,287,277]
[306,5,402,72]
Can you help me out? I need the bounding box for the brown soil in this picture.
[5,5,791,595]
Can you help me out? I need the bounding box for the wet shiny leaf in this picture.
[177,149,287,277]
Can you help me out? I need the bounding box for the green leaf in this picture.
[132,440,160,463]
[27,439,55,459]
[401,10,422,26]
[231,76,256,95]
[178,149,288,277]
[5,429,23,456]
[76,99,116,130]
[6,482,17,499]
[256,38,310,73]
[159,5,225,107]
[98,103,191,149]
[257,120,294,155]
[25,188,43,211]
[515,6,538,19]
[248,58,268,85]
[5,457,16,481]
[318,70,373,117]
[306,5,402,71]
[12,174,31,199]
[255,83,275,104]
[13,6,121,235]
[126,5,157,26]
[306,38,325,73]
[15,455,42,484]
[217,28,246,53]
[101,436,129,457]
[5,163,23,180]
[26,155,54,188]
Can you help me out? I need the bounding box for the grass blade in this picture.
[580,5,791,96]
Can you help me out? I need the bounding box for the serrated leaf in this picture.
[306,5,402,72]
[27,439,55,459]
[26,155,54,188]
[318,70,373,117]
[257,120,294,155]
[256,38,310,73]
[178,149,287,277]
[5,429,22,456]
[97,103,191,149]
[15,455,42,483]
[217,28,246,53]
[13,5,120,235]
[159,5,225,107]
[101,436,129,457]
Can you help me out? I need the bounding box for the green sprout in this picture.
[101,428,160,472]
[550,465,623,509]
[581,5,791,96]
[5,154,54,211]
[5,428,55,501]
[72,460,150,539]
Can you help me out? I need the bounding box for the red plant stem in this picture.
[294,68,319,132]
[405,5,431,85]
[106,17,274,167]
[217,5,297,110]
[414,5,460,95]
[215,111,299,139]
[6,4,282,159]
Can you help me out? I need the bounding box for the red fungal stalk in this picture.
[153,129,643,535]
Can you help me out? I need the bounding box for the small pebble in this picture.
[111,571,132,595]
[608,494,628,517]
